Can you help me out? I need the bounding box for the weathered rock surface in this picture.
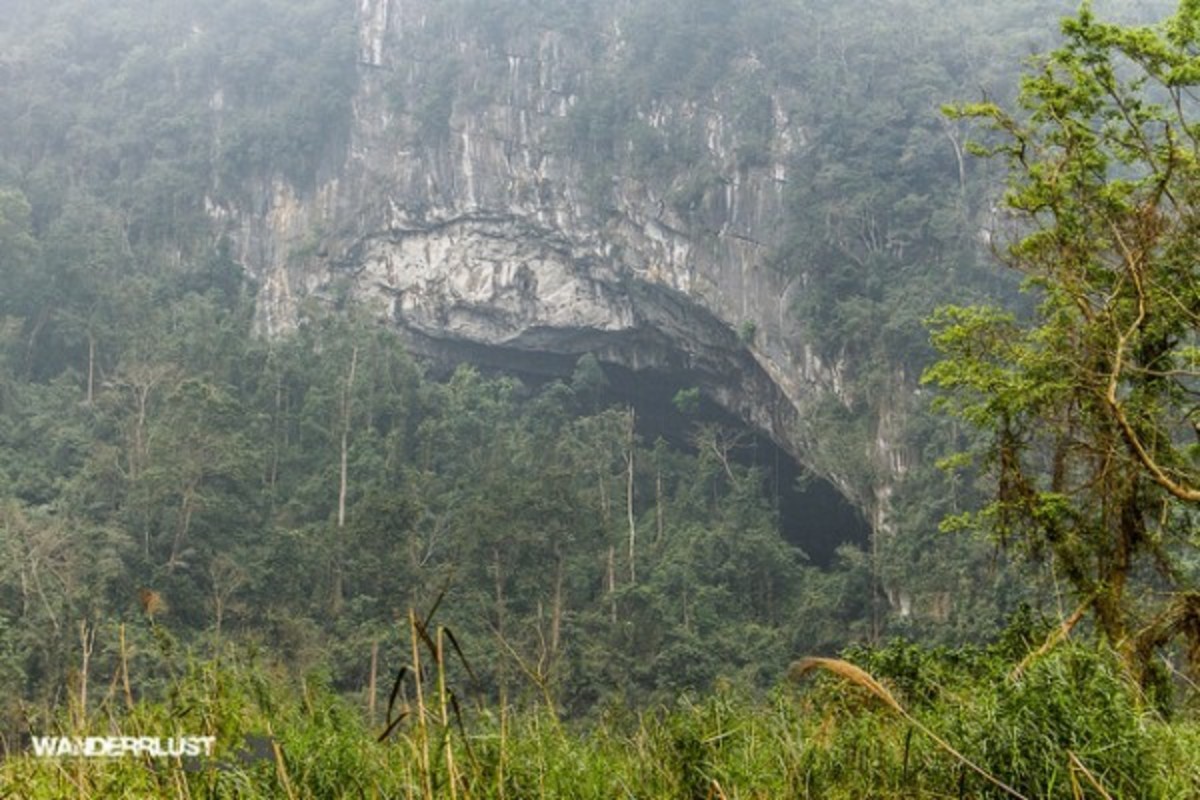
[212,0,903,519]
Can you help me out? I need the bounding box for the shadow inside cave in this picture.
[594,361,870,567]
[431,345,872,567]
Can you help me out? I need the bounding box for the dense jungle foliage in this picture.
[0,0,1197,796]
[0,0,1024,715]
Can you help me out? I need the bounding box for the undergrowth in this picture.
[2,620,1197,799]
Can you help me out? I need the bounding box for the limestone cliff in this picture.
[210,0,910,523]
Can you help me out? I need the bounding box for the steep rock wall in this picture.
[211,0,909,518]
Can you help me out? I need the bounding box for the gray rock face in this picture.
[347,213,804,469]
[211,0,904,520]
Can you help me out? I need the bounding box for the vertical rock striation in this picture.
[211,0,912,526]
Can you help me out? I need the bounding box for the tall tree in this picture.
[926,0,1200,678]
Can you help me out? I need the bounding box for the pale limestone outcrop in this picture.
[210,0,910,520]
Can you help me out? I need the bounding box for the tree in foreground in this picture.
[925,0,1200,683]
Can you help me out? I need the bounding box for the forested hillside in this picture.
[0,0,1197,797]
[0,0,1045,710]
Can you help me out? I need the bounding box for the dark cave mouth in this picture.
[424,341,873,567]
[592,361,870,567]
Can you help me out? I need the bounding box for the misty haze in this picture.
[0,0,1197,796]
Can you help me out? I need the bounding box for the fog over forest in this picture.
[0,1,1197,796]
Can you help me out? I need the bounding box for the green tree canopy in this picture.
[926,0,1200,681]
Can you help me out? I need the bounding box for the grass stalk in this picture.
[1068,752,1114,800]
[790,657,1031,800]
[410,609,433,799]
[1009,601,1088,683]
[436,627,460,800]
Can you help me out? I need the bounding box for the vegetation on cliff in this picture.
[0,0,1197,796]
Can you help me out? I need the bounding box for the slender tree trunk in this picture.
[29,558,60,634]
[119,623,133,710]
[77,620,95,731]
[24,306,48,378]
[132,386,148,482]
[214,590,223,640]
[1098,486,1139,650]
[86,332,95,406]
[269,366,282,500]
[168,484,196,573]
[494,548,506,637]
[626,409,636,584]
[338,345,359,529]
[655,466,664,545]
[18,568,29,616]
[551,547,564,657]
[599,473,610,524]
[368,640,378,724]
[943,122,966,197]
[332,345,359,614]
[870,512,881,645]
[493,547,509,700]
[606,545,617,624]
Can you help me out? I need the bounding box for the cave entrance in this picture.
[592,362,870,567]
[417,338,871,567]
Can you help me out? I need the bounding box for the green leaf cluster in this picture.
[927,0,1200,679]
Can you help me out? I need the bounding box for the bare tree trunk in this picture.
[871,514,881,645]
[119,623,133,710]
[24,306,48,378]
[626,409,636,584]
[599,474,610,524]
[368,640,378,725]
[168,485,196,573]
[17,568,29,616]
[213,588,223,639]
[943,120,967,197]
[86,332,95,406]
[77,620,95,731]
[493,548,509,699]
[606,545,617,624]
[338,345,359,529]
[29,558,60,634]
[708,430,737,482]
[332,345,359,614]
[132,385,148,481]
[655,466,664,545]
[551,548,564,657]
[269,366,282,499]
[494,548,506,638]
[210,556,246,640]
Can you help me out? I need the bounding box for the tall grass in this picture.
[2,620,1197,798]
